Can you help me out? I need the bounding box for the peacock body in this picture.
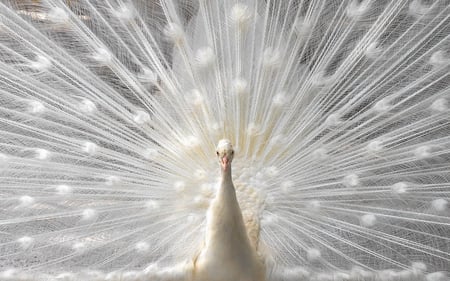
[0,0,449,280]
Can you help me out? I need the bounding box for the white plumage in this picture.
[193,139,264,281]
[0,0,449,280]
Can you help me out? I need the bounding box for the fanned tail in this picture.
[0,0,449,280]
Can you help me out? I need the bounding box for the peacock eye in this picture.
[216,151,219,156]
[231,151,234,155]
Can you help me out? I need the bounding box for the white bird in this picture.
[0,0,449,281]
[193,139,265,281]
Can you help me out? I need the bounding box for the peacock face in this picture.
[216,139,234,168]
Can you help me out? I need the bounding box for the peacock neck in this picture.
[220,165,233,186]
[204,163,250,251]
[216,165,237,209]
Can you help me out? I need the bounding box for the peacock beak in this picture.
[221,156,229,167]
[222,156,230,165]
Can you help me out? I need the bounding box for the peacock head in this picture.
[216,139,234,169]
